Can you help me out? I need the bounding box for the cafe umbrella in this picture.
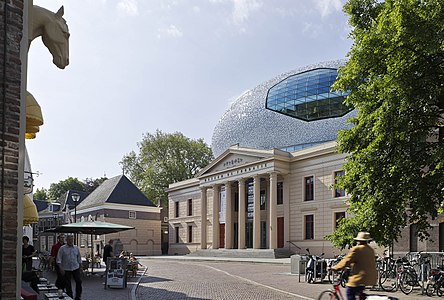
[46,221,134,273]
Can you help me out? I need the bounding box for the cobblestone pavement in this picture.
[137,257,430,300]
[29,257,433,299]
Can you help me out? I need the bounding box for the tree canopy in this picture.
[46,176,108,200]
[327,0,444,248]
[48,177,85,200]
[120,130,214,207]
[33,187,48,201]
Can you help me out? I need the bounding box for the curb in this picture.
[130,265,148,300]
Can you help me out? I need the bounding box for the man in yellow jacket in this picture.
[331,232,377,300]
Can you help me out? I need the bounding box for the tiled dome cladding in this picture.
[211,60,356,157]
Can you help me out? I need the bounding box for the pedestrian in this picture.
[56,235,82,300]
[51,234,65,290]
[103,239,114,268]
[22,236,37,272]
[331,231,377,300]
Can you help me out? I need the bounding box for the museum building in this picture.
[167,60,358,257]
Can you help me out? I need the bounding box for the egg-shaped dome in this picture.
[211,60,356,157]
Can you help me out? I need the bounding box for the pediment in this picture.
[199,147,272,177]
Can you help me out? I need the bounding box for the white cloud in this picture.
[167,25,183,38]
[232,0,263,25]
[313,0,343,17]
[158,25,183,39]
[193,6,201,13]
[117,0,139,16]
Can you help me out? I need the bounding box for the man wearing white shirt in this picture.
[57,234,82,300]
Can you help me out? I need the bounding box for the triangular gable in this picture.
[198,146,274,177]
[76,175,155,210]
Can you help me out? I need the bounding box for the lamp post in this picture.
[53,213,58,245]
[72,193,80,244]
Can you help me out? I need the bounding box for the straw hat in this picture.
[353,232,372,242]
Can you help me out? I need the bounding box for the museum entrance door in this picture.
[219,224,225,248]
[277,217,284,248]
[246,221,253,248]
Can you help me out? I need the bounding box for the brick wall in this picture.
[0,0,24,299]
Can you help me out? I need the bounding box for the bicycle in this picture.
[317,277,397,300]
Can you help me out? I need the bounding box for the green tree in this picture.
[327,0,444,248]
[48,177,85,200]
[120,130,214,207]
[33,187,48,201]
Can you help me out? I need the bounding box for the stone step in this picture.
[189,248,294,259]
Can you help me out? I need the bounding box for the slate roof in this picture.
[33,199,48,212]
[76,174,155,210]
[59,190,89,211]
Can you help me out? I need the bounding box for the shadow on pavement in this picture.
[140,276,173,284]
[138,286,210,300]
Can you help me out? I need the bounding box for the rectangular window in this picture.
[304,176,314,201]
[334,212,346,229]
[334,170,346,197]
[175,226,180,243]
[188,199,193,216]
[234,192,239,212]
[277,182,283,205]
[175,202,179,218]
[304,214,314,240]
[129,211,136,219]
[188,225,193,243]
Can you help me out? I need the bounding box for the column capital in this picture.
[238,178,246,184]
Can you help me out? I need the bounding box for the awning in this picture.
[23,194,39,226]
[26,92,43,139]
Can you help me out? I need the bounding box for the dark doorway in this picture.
[410,224,418,252]
[260,221,267,249]
[220,224,225,248]
[234,222,238,249]
[440,223,444,252]
[246,221,253,248]
[277,217,284,248]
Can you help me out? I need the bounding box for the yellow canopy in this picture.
[26,92,44,139]
[23,194,39,225]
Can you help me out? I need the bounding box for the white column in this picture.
[225,182,233,249]
[238,178,246,249]
[200,187,208,249]
[212,184,220,249]
[253,175,261,249]
[269,173,277,249]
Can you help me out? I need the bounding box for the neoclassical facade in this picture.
[168,142,349,257]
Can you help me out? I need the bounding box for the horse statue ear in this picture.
[55,6,64,18]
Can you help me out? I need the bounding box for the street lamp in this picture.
[72,193,80,245]
[53,213,58,244]
[72,193,80,223]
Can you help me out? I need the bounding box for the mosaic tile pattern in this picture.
[211,60,357,157]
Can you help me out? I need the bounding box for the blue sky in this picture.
[28,0,352,190]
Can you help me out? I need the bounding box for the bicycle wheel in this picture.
[379,270,398,292]
[437,282,444,297]
[307,271,314,283]
[340,269,350,288]
[399,271,415,295]
[328,269,338,284]
[426,283,435,297]
[317,290,339,300]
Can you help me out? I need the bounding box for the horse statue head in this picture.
[30,5,70,69]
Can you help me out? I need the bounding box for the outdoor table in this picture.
[37,283,58,294]
[44,292,73,300]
